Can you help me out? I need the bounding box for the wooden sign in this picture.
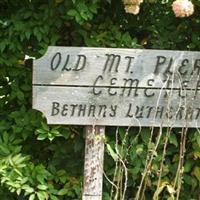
[33,46,200,127]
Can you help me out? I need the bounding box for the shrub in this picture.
[0,0,200,199]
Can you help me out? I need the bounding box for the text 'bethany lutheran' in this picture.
[51,102,200,121]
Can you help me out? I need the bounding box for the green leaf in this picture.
[184,160,193,173]
[41,122,49,131]
[51,129,61,136]
[169,134,178,147]
[36,175,44,184]
[37,134,47,141]
[196,133,200,147]
[37,191,48,200]
[16,90,24,101]
[135,144,143,156]
[29,194,35,200]
[67,9,78,17]
[16,188,21,195]
[37,32,42,42]
[0,41,7,52]
[12,154,27,164]
[57,188,68,195]
[89,4,98,14]
[193,167,200,182]
[106,144,118,161]
[50,195,59,200]
[22,185,34,194]
[36,129,47,134]
[141,129,150,144]
[2,132,9,144]
[0,144,10,155]
[37,185,48,191]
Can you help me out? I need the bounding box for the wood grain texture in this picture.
[33,86,200,127]
[82,126,105,200]
[32,46,200,127]
[33,46,200,89]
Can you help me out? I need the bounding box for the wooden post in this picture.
[82,126,105,200]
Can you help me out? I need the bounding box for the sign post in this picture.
[32,46,200,199]
[83,126,105,200]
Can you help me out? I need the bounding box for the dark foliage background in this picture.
[0,0,200,199]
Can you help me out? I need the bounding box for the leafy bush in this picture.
[0,0,200,199]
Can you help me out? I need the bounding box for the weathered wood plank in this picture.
[33,86,200,127]
[82,126,105,200]
[33,47,200,90]
[33,47,200,127]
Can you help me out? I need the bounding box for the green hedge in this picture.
[0,0,200,199]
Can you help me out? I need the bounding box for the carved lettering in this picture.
[51,102,60,116]
[144,79,155,97]
[103,54,121,72]
[195,108,200,119]
[73,55,86,71]
[135,106,144,118]
[70,104,78,116]
[125,56,134,73]
[164,58,173,77]
[121,78,139,96]
[155,106,164,118]
[92,75,103,95]
[176,107,184,120]
[178,59,189,75]
[163,79,172,98]
[154,56,167,75]
[110,105,117,117]
[78,104,86,116]
[146,106,154,118]
[191,59,200,75]
[35,47,200,127]
[88,105,96,117]
[154,56,173,77]
[195,80,200,97]
[98,105,107,117]
[179,81,189,98]
[185,107,193,120]
[165,107,173,119]
[62,55,70,71]
[61,104,68,116]
[51,52,61,71]
[126,103,133,117]
[108,78,117,96]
